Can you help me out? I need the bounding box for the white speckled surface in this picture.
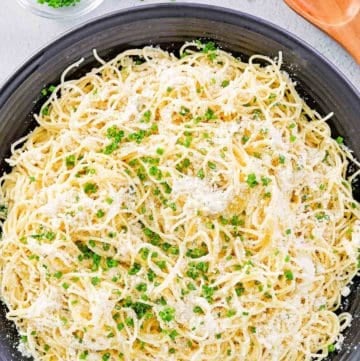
[0,0,359,89]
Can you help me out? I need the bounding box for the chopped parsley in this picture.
[135,283,147,292]
[102,353,110,361]
[53,271,63,279]
[103,126,125,154]
[226,309,236,317]
[128,301,152,319]
[202,41,216,53]
[193,306,204,314]
[91,276,100,286]
[128,129,147,144]
[207,161,216,170]
[197,168,205,179]
[235,283,245,296]
[179,106,190,116]
[284,269,294,281]
[230,215,244,226]
[159,307,175,322]
[65,154,76,168]
[41,106,49,116]
[37,0,80,8]
[176,158,191,172]
[106,257,118,268]
[204,108,216,120]
[155,260,167,271]
[143,227,161,246]
[125,317,134,327]
[279,154,285,164]
[196,40,218,61]
[268,93,277,101]
[186,247,208,258]
[105,197,113,205]
[128,262,142,275]
[246,173,258,188]
[315,212,330,221]
[142,110,151,123]
[117,323,124,331]
[79,351,89,360]
[186,261,209,280]
[147,269,156,282]
[201,284,215,302]
[336,136,344,144]
[83,182,98,194]
[96,209,105,218]
[0,204,8,218]
[261,176,271,186]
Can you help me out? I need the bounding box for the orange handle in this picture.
[284,0,360,64]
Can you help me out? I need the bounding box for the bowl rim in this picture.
[0,2,359,106]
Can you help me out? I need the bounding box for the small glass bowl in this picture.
[16,0,104,20]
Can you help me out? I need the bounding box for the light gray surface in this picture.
[0,0,359,89]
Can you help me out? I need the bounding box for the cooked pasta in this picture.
[0,41,359,361]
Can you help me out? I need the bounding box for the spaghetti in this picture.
[0,41,359,361]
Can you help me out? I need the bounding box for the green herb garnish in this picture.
[37,0,80,8]
[159,307,175,322]
[284,269,294,281]
[246,173,258,188]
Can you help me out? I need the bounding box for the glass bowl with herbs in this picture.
[17,0,104,19]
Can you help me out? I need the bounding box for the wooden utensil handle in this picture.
[285,0,360,64]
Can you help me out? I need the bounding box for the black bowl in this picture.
[0,4,359,361]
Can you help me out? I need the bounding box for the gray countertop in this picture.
[0,0,359,89]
